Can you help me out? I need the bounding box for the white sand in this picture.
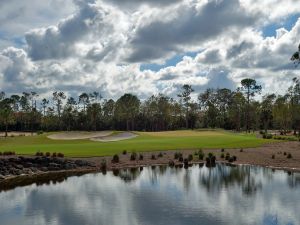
[90,132,138,142]
[47,131,112,140]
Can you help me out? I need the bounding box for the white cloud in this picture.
[0,0,300,99]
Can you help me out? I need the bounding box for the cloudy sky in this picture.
[0,0,300,99]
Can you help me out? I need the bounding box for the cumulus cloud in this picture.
[0,0,300,99]
[127,0,256,62]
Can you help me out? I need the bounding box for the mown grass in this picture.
[0,130,278,157]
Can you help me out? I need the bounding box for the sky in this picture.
[0,0,300,100]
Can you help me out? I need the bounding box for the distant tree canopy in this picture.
[0,77,300,135]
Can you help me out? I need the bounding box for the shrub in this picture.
[111,154,120,163]
[3,151,15,156]
[225,153,230,160]
[37,130,43,135]
[35,151,43,156]
[57,153,64,158]
[139,154,144,160]
[168,160,175,167]
[151,154,156,160]
[130,152,137,161]
[232,156,237,161]
[206,153,216,165]
[183,158,189,167]
[221,148,225,152]
[272,154,275,159]
[263,133,273,139]
[100,159,107,171]
[198,150,205,160]
[188,154,193,161]
[240,148,243,152]
[52,152,57,157]
[158,152,163,158]
[122,150,127,155]
[284,152,287,156]
[220,153,225,159]
[178,156,183,162]
[0,152,2,156]
[174,152,182,160]
[45,152,51,157]
[194,151,198,155]
[287,153,292,159]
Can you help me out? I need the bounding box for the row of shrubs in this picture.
[35,151,64,158]
[112,151,167,164]
[262,132,299,141]
[0,151,16,156]
[272,152,293,159]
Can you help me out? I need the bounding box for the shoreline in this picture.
[1,141,300,191]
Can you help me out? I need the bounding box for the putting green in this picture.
[0,130,277,157]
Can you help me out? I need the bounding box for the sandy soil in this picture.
[80,141,300,172]
[47,131,112,140]
[90,132,138,142]
[0,132,36,137]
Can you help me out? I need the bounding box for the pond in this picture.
[0,164,300,225]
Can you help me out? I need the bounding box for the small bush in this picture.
[183,158,189,167]
[272,154,275,159]
[122,150,127,155]
[174,152,182,160]
[37,130,43,135]
[284,152,287,156]
[130,152,137,161]
[221,148,225,152]
[52,152,57,157]
[287,153,292,159]
[178,156,183,162]
[151,154,156,160]
[45,152,51,157]
[111,154,120,163]
[240,148,243,152]
[220,153,225,159]
[100,159,107,171]
[0,152,2,156]
[57,153,64,158]
[198,150,205,160]
[188,154,193,161]
[158,152,163,158]
[225,153,230,160]
[168,160,175,167]
[232,156,237,161]
[139,154,144,160]
[3,151,15,156]
[263,133,273,139]
[35,151,43,156]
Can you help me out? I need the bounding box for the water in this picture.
[0,164,300,225]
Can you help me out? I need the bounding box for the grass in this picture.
[0,130,278,157]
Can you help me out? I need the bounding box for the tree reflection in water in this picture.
[199,163,262,196]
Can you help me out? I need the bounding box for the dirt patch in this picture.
[47,131,112,140]
[91,132,138,142]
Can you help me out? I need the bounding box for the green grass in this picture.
[0,130,278,157]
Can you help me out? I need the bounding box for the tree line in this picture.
[0,77,300,136]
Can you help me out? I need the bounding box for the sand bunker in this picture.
[91,132,138,142]
[48,131,112,140]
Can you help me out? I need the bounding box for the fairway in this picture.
[0,130,276,157]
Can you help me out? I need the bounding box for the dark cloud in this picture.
[127,0,256,62]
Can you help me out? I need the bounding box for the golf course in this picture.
[0,130,277,157]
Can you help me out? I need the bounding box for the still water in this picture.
[0,164,300,225]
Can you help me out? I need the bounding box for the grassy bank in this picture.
[0,130,277,157]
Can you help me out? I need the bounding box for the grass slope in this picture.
[0,130,277,157]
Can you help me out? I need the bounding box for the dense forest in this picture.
[0,77,300,136]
